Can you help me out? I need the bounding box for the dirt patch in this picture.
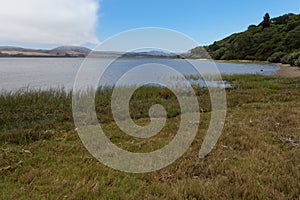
[274,63,300,78]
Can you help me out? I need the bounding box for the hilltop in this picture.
[189,13,300,67]
[0,46,91,57]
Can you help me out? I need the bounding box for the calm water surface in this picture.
[0,58,280,91]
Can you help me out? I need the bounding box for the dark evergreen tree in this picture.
[262,13,271,29]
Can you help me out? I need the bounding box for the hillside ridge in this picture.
[189,13,300,67]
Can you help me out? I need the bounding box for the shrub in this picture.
[212,47,227,60]
[288,51,300,65]
[281,54,290,64]
[220,51,234,60]
[281,51,300,65]
[295,57,300,67]
[267,52,286,62]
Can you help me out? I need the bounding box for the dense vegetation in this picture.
[189,13,300,67]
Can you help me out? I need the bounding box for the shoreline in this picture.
[199,59,300,78]
[214,59,271,65]
[273,63,300,78]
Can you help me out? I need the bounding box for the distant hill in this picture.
[0,46,92,57]
[188,13,300,67]
[0,46,177,58]
[50,46,91,55]
[121,51,176,58]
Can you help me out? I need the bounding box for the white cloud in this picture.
[0,0,100,46]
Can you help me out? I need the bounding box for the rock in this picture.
[21,149,32,154]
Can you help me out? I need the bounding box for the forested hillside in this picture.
[189,13,300,66]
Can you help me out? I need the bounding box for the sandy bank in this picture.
[274,63,300,78]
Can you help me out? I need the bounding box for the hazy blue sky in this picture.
[97,0,300,45]
[0,0,299,48]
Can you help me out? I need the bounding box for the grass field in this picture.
[0,74,299,199]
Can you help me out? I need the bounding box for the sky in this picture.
[0,0,299,49]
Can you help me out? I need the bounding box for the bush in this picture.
[288,51,300,65]
[295,57,300,67]
[268,52,286,62]
[220,51,234,60]
[212,47,227,60]
[281,54,290,64]
[280,51,300,65]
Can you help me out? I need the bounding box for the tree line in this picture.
[188,13,300,67]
